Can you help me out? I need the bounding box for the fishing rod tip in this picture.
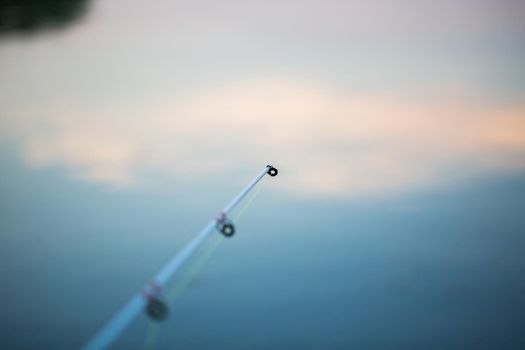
[266,165,278,177]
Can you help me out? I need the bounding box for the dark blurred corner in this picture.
[0,0,91,36]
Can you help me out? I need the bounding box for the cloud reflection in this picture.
[3,78,524,197]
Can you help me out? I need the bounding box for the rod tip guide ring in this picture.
[266,165,278,177]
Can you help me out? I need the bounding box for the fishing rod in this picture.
[82,165,279,350]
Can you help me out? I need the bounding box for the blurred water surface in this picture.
[1,0,524,349]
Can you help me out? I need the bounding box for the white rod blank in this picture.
[82,165,276,350]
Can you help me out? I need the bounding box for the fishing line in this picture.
[164,178,265,304]
[232,178,265,222]
[82,165,278,350]
[170,171,266,294]
[140,235,223,350]
[143,184,267,350]
[142,321,160,350]
[165,234,224,304]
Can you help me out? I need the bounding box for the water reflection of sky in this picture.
[1,0,524,349]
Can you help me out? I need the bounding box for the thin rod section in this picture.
[82,165,275,350]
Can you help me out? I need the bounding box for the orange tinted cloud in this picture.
[3,79,525,196]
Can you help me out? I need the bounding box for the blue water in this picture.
[1,0,525,348]
[1,148,525,349]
